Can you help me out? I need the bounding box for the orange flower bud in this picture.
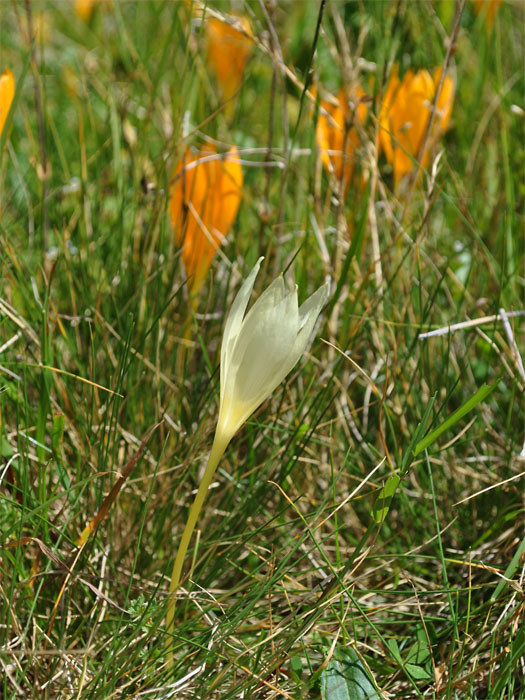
[315,85,368,195]
[169,145,243,293]
[0,68,15,137]
[379,66,454,190]
[75,0,100,21]
[206,15,253,107]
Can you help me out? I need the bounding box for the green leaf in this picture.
[321,648,380,700]
[405,663,432,680]
[371,474,400,524]
[297,423,309,438]
[406,631,431,665]
[414,382,497,456]
[1,437,14,459]
[51,414,66,453]
[289,655,303,682]
[386,638,403,665]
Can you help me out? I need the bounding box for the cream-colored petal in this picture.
[217,288,299,438]
[298,282,330,329]
[229,283,297,368]
[217,280,329,441]
[229,288,299,405]
[240,274,286,328]
[220,257,263,399]
[268,282,330,390]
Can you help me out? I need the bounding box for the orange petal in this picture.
[316,85,367,192]
[433,68,455,132]
[379,65,454,190]
[75,0,98,21]
[206,15,253,103]
[169,145,243,291]
[0,68,15,137]
[378,66,400,165]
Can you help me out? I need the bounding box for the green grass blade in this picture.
[414,383,497,456]
[490,536,525,603]
[372,473,400,524]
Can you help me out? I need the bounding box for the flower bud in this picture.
[217,258,329,443]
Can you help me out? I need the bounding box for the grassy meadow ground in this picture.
[1,0,524,697]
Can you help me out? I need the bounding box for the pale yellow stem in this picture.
[165,430,230,664]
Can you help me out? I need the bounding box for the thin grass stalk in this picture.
[175,294,197,380]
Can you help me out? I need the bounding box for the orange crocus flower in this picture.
[315,85,368,195]
[206,15,253,107]
[472,0,503,30]
[0,68,15,137]
[75,0,99,21]
[169,145,243,293]
[379,66,454,190]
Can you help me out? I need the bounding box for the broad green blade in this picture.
[321,648,380,700]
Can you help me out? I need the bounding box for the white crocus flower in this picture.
[166,259,329,656]
[217,257,330,444]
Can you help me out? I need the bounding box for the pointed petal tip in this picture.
[247,256,263,280]
[250,256,263,272]
[297,280,330,326]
